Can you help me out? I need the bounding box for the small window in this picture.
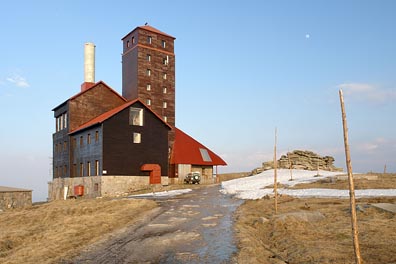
[163,116,168,122]
[95,160,99,176]
[163,101,167,108]
[63,113,67,129]
[147,36,152,44]
[95,131,99,142]
[127,40,130,48]
[87,134,91,144]
[199,148,212,162]
[146,99,151,106]
[163,73,167,79]
[163,56,168,65]
[147,54,151,61]
[80,163,84,177]
[163,87,167,94]
[87,161,91,176]
[147,69,151,76]
[162,40,166,48]
[146,84,151,91]
[132,36,135,44]
[73,138,77,148]
[129,107,143,126]
[133,132,141,143]
[80,136,83,147]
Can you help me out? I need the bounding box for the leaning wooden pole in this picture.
[273,127,278,214]
[339,89,362,264]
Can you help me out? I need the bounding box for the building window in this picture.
[73,138,77,148]
[162,40,166,48]
[95,131,99,142]
[80,163,84,177]
[63,113,67,129]
[80,136,83,147]
[163,87,167,94]
[127,40,130,48]
[129,107,144,126]
[133,132,141,143]
[163,101,167,108]
[87,134,91,144]
[163,116,168,122]
[163,56,169,65]
[147,36,152,44]
[146,99,151,106]
[163,73,167,79]
[87,161,91,176]
[146,84,151,91]
[147,69,151,76]
[132,36,135,44]
[95,160,99,176]
[147,54,151,61]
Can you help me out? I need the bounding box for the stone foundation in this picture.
[48,175,169,201]
[0,190,32,210]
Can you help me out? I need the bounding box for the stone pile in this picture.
[261,150,343,172]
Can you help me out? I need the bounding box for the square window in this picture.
[133,132,141,143]
[146,99,151,106]
[129,107,143,126]
[147,36,152,44]
[162,40,166,48]
[146,84,151,91]
[163,87,167,94]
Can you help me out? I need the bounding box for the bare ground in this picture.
[0,198,157,264]
[234,173,396,264]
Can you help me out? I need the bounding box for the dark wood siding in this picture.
[103,101,169,176]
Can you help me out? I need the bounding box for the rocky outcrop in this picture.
[261,150,343,172]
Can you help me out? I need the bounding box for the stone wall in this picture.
[259,150,343,173]
[0,191,32,210]
[48,175,169,201]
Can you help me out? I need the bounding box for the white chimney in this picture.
[84,42,95,83]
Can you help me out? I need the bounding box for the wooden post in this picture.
[384,164,387,174]
[273,128,278,214]
[339,89,362,264]
[288,150,293,181]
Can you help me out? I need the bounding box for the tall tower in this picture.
[121,25,176,130]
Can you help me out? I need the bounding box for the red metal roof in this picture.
[122,24,176,40]
[170,128,227,166]
[69,99,172,134]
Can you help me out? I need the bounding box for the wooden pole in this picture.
[384,164,387,174]
[339,89,362,264]
[273,128,278,214]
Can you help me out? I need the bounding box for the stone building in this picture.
[0,186,32,210]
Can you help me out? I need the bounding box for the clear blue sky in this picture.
[1,0,395,201]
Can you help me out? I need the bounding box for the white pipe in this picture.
[84,42,95,83]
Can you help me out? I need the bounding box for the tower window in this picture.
[163,101,167,108]
[147,69,151,76]
[133,133,141,143]
[146,99,151,106]
[147,54,151,61]
[162,40,166,48]
[132,36,135,44]
[163,56,169,65]
[163,116,168,122]
[129,107,144,126]
[127,40,130,48]
[147,36,152,44]
[146,84,151,91]
[163,73,167,79]
[163,87,167,94]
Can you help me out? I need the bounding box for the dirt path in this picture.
[68,185,242,263]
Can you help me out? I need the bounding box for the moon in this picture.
[305,34,310,39]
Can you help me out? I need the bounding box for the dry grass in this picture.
[235,173,396,264]
[0,198,157,264]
